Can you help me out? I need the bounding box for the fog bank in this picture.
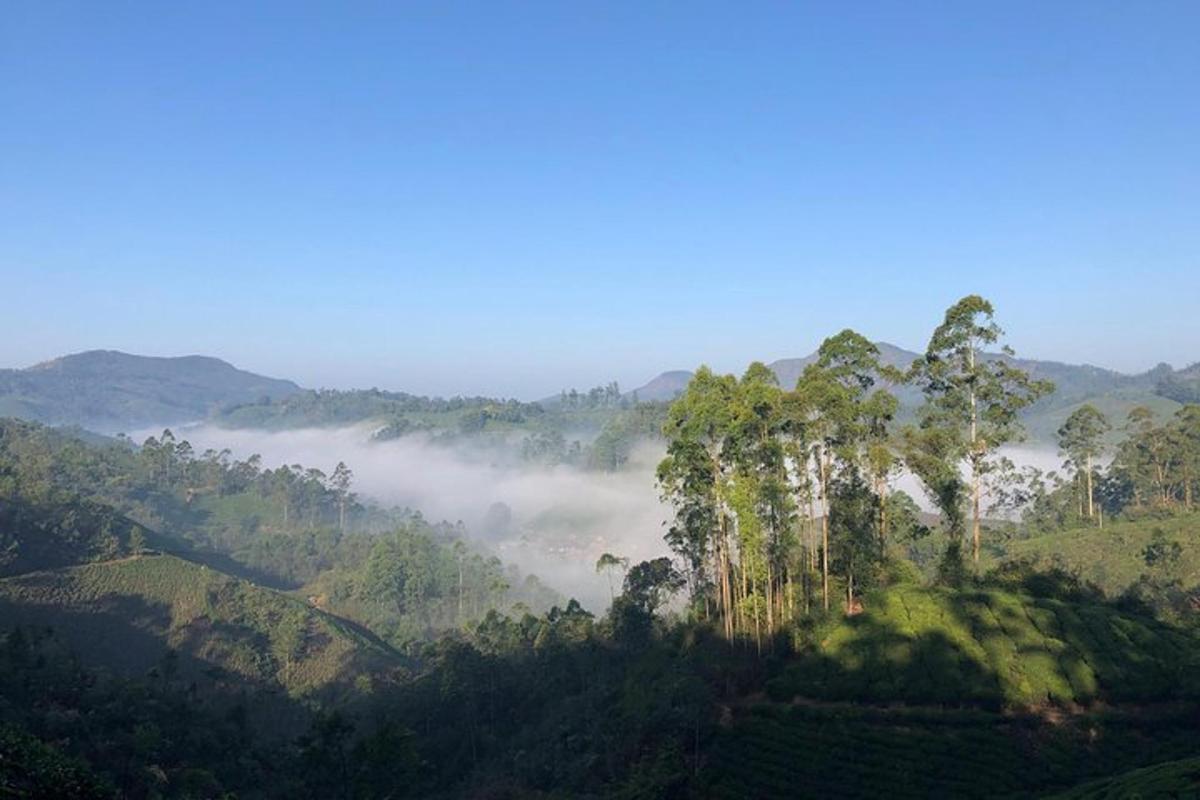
[149,424,671,612]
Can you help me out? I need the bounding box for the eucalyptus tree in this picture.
[330,461,354,532]
[595,552,630,603]
[1174,405,1200,508]
[727,362,791,640]
[1056,404,1110,522]
[658,366,738,637]
[909,296,1052,565]
[793,330,892,610]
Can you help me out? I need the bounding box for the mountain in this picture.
[624,369,693,403]
[627,341,1194,443]
[0,350,301,431]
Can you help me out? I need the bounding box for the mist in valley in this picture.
[134,422,1072,611]
[146,424,672,611]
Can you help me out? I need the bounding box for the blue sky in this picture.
[2,2,1198,398]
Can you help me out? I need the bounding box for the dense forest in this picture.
[1,295,1198,798]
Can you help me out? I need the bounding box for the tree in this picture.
[329,461,354,532]
[621,557,685,616]
[1056,405,1110,523]
[793,330,894,610]
[910,295,1053,566]
[129,526,147,556]
[595,552,629,604]
[658,366,738,637]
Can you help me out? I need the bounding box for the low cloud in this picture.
[145,424,671,612]
[135,425,1069,611]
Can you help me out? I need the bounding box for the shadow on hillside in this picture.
[767,588,1200,710]
[0,591,326,738]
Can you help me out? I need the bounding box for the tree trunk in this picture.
[818,449,831,612]
[969,345,980,566]
[972,469,981,565]
[1086,453,1095,520]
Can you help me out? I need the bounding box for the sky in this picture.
[2,2,1198,398]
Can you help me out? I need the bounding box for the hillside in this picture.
[702,577,1200,798]
[1049,756,1200,798]
[0,350,300,431]
[0,554,401,698]
[767,582,1200,707]
[707,703,1200,798]
[1000,512,1200,606]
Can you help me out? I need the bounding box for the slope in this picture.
[0,554,402,698]
[1000,511,1200,604]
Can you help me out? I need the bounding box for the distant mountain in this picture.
[0,350,301,431]
[625,370,694,403]
[627,342,1194,444]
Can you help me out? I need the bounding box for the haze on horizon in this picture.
[3,3,1198,397]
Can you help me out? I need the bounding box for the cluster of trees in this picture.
[1155,365,1200,404]
[556,381,629,409]
[137,428,358,532]
[220,387,547,429]
[1025,402,1200,531]
[314,527,561,647]
[657,296,1052,643]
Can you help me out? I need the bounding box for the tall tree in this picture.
[910,295,1052,565]
[595,552,629,604]
[329,461,354,532]
[658,366,738,637]
[793,330,894,610]
[1056,404,1110,522]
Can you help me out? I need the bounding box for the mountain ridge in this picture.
[0,349,301,431]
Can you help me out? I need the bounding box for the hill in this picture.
[1000,512,1200,611]
[702,577,1200,798]
[0,350,300,431]
[766,581,1199,708]
[0,554,402,699]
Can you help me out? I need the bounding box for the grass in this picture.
[0,554,401,698]
[767,583,1200,708]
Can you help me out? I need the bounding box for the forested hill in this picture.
[630,340,1194,441]
[0,350,301,431]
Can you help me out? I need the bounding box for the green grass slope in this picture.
[705,703,1200,799]
[1049,756,1200,799]
[1002,512,1200,600]
[768,583,1200,708]
[0,554,401,698]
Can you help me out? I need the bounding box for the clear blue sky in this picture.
[2,2,1198,398]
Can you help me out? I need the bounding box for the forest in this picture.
[1,296,1198,799]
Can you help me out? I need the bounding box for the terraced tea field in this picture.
[767,584,1200,707]
[705,703,1200,798]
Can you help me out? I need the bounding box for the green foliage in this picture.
[767,582,1199,708]
[0,418,560,648]
[0,555,400,697]
[1001,512,1200,621]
